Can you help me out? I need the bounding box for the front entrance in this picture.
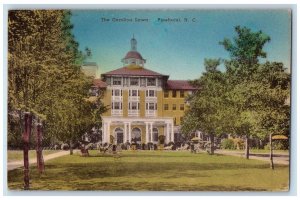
[115,128,124,144]
[131,127,141,144]
[153,128,159,143]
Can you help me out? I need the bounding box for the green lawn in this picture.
[7,150,289,191]
[7,150,61,162]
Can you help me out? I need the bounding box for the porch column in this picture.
[128,122,132,143]
[107,122,111,143]
[124,123,127,143]
[150,123,153,142]
[166,123,170,144]
[145,122,149,143]
[171,122,174,142]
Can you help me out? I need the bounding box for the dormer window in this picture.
[113,77,122,85]
[147,78,156,86]
[130,77,139,86]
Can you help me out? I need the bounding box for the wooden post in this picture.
[270,133,274,170]
[245,135,250,159]
[23,112,32,190]
[210,133,215,155]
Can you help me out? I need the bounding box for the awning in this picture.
[272,135,288,140]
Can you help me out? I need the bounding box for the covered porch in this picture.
[101,117,174,144]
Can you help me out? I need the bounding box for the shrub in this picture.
[233,138,245,150]
[221,139,235,150]
[264,140,289,150]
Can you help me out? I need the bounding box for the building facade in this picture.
[82,62,98,78]
[95,37,196,145]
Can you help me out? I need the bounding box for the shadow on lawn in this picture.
[39,160,274,180]
[70,181,267,191]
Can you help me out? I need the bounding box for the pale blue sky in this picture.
[71,10,291,80]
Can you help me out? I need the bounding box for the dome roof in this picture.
[124,51,144,60]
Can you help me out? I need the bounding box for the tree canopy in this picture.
[8,10,106,150]
[182,26,290,157]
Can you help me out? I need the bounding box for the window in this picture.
[164,91,169,98]
[180,117,183,123]
[129,89,139,96]
[146,90,156,97]
[129,102,139,110]
[131,59,136,65]
[147,103,157,110]
[112,89,122,96]
[113,77,121,85]
[164,104,169,110]
[172,90,177,98]
[174,117,177,125]
[147,78,156,86]
[112,102,122,110]
[172,104,176,110]
[180,90,184,98]
[140,78,146,87]
[130,77,139,86]
[180,104,184,111]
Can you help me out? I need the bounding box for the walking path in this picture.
[7,150,77,171]
[215,150,289,165]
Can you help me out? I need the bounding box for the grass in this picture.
[7,150,289,191]
[7,150,61,162]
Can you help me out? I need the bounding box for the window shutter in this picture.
[146,90,148,97]
[112,90,114,96]
[121,90,123,96]
[138,103,140,110]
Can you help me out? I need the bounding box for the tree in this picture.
[8,10,106,153]
[183,26,290,160]
[220,27,289,159]
[182,58,226,155]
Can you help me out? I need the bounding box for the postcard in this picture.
[6,7,292,192]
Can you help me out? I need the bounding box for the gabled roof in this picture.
[93,79,107,88]
[102,66,167,77]
[166,80,197,90]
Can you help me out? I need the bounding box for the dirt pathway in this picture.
[7,150,78,171]
[215,150,289,165]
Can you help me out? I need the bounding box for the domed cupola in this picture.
[122,35,146,67]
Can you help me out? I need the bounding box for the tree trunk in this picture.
[70,140,73,155]
[245,135,250,159]
[270,133,274,169]
[23,112,32,190]
[210,133,215,155]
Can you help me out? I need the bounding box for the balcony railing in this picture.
[128,110,139,117]
[145,110,156,117]
[128,96,140,101]
[112,96,123,101]
[145,96,157,102]
[111,109,123,116]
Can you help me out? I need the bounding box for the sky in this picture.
[71,9,291,80]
